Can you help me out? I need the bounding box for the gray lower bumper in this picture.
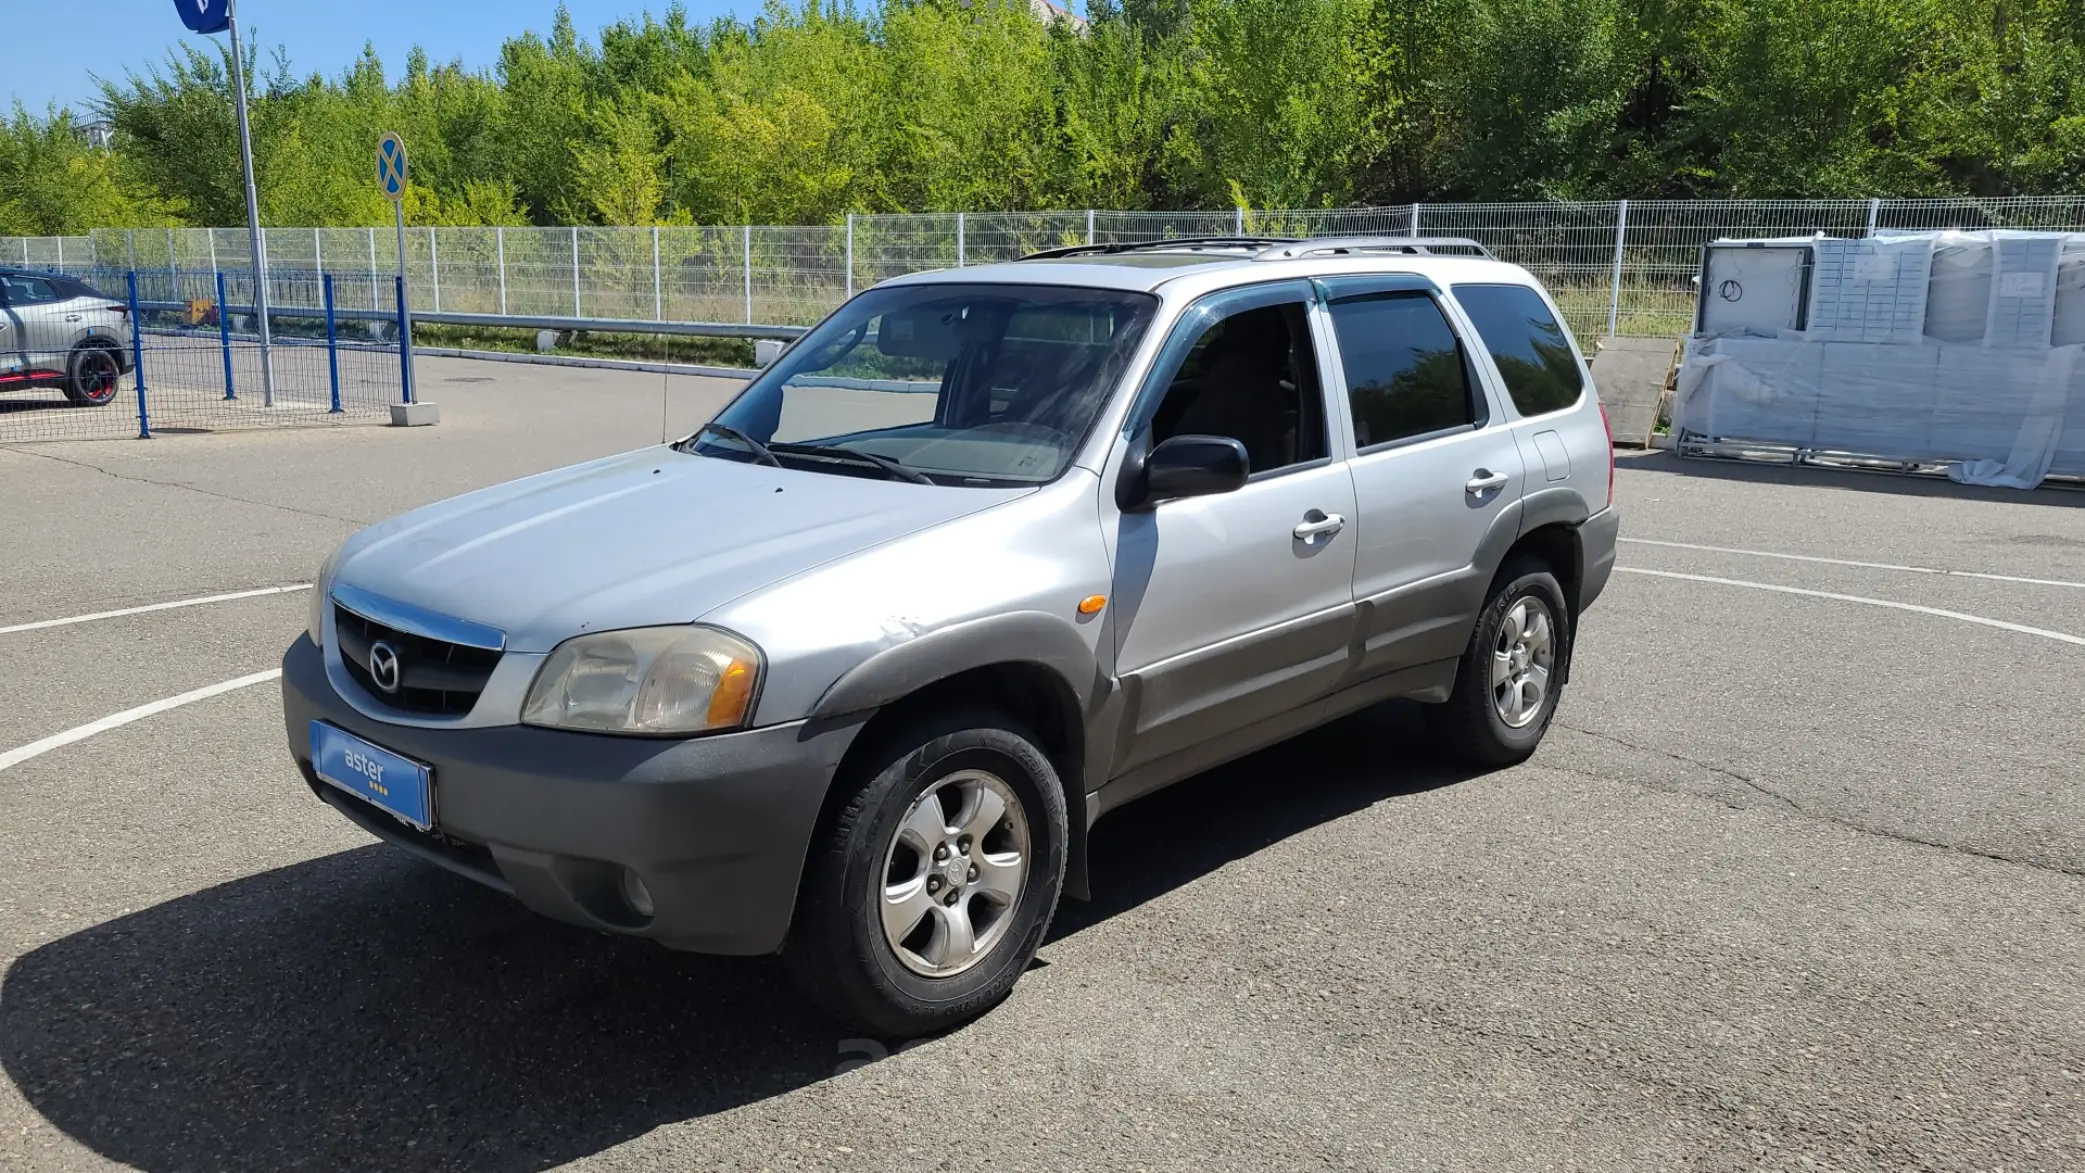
[280,636,864,955]
[1577,505,1621,612]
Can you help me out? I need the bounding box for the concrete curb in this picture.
[414,347,760,382]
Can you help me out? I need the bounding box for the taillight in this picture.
[106,304,128,317]
[1598,402,1615,509]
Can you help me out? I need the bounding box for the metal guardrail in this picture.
[134,300,810,340]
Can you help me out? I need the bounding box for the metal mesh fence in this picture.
[9,198,2085,352]
[0,270,402,444]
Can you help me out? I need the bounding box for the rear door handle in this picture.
[1292,511,1346,541]
[64,315,81,322]
[1465,470,1510,495]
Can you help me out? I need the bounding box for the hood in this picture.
[333,446,1029,652]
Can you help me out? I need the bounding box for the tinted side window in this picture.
[1324,292,1475,449]
[1149,300,1326,477]
[1,276,60,306]
[1452,283,1586,416]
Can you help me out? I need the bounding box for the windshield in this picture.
[690,283,1158,485]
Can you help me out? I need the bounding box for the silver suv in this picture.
[0,269,131,406]
[281,236,1620,1033]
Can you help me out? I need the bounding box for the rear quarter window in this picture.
[1451,283,1587,417]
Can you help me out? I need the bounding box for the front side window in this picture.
[1451,283,1587,417]
[1144,299,1326,477]
[1325,292,1478,449]
[0,276,59,306]
[694,283,1156,485]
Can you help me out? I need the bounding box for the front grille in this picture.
[335,604,502,716]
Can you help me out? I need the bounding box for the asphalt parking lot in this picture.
[2,357,2081,1172]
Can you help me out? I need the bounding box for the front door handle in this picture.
[1292,510,1346,541]
[1465,470,1511,495]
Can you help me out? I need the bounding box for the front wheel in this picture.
[1431,558,1571,767]
[65,345,123,406]
[784,710,1067,1036]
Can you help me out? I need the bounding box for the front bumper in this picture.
[1577,505,1621,612]
[280,635,863,955]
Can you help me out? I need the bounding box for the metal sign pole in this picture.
[225,0,275,407]
[394,199,413,403]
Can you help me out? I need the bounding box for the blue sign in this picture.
[310,722,434,830]
[173,0,231,35]
[377,133,408,200]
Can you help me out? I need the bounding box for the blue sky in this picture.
[11,0,752,115]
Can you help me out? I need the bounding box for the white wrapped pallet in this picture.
[1922,233,1991,343]
[1985,232,2063,350]
[2051,240,2085,347]
[1680,229,2085,487]
[1815,343,1942,458]
[1674,335,1823,446]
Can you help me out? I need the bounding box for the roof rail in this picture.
[1253,236,1493,261]
[1021,236,1300,261]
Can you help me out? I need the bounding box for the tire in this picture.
[784,708,1068,1036]
[1432,557,1571,767]
[64,344,122,407]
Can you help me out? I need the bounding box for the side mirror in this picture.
[1120,433,1249,511]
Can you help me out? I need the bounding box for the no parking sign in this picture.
[377,132,408,201]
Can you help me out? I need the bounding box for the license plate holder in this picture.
[309,721,434,830]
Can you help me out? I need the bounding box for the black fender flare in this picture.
[808,610,1099,721]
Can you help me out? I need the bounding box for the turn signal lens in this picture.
[706,657,758,727]
[1078,594,1108,615]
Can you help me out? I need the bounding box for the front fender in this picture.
[808,610,1100,720]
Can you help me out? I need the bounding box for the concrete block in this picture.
[755,339,785,367]
[389,401,440,427]
[1589,336,1679,446]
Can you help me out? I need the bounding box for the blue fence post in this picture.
[216,270,236,400]
[324,274,342,413]
[394,274,414,405]
[126,271,150,439]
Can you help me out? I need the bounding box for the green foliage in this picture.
[0,105,185,235]
[2,0,2082,236]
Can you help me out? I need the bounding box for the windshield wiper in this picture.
[770,442,936,486]
[689,421,781,467]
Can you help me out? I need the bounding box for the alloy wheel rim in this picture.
[878,768,1030,979]
[1492,595,1556,729]
[78,353,118,402]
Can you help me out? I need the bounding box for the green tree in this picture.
[0,105,185,235]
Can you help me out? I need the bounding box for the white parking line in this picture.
[0,669,283,774]
[1616,567,2085,648]
[1619,537,2085,591]
[0,584,311,636]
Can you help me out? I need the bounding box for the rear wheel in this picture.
[784,709,1067,1036]
[1432,557,1571,766]
[64,345,122,406]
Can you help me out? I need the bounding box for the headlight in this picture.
[522,626,762,736]
[306,545,343,646]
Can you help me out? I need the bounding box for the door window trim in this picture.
[1313,277,1492,455]
[1120,278,1343,487]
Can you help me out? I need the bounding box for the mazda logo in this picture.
[368,640,402,694]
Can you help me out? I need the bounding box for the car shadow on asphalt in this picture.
[0,396,90,414]
[0,702,1475,1172]
[1620,449,2085,507]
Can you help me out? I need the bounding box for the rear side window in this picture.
[1324,292,1478,449]
[1452,283,1586,416]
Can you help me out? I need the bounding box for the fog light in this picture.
[619,868,655,919]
